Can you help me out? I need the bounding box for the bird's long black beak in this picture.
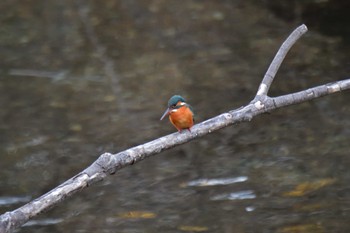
[160,108,170,120]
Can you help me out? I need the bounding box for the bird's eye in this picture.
[171,104,176,108]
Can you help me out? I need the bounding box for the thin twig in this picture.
[255,24,308,98]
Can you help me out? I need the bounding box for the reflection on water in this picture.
[9,69,68,81]
[0,196,31,206]
[1,0,350,233]
[23,218,63,227]
[211,190,256,201]
[185,176,248,187]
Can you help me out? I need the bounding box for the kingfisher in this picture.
[160,95,194,132]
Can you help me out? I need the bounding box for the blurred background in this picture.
[1,0,350,232]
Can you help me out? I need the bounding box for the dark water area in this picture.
[1,1,350,232]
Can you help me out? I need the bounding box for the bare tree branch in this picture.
[255,24,308,98]
[1,24,349,233]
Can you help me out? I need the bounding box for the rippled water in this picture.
[1,1,350,233]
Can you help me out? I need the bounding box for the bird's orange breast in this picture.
[169,106,194,131]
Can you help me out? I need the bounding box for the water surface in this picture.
[1,1,350,232]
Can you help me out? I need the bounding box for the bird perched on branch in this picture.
[160,95,194,132]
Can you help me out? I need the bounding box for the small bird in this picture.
[160,95,194,132]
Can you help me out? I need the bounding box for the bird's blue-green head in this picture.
[167,95,186,108]
[160,95,187,120]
